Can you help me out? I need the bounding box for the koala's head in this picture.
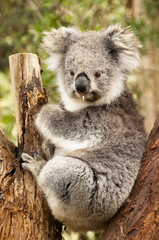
[42,25,141,111]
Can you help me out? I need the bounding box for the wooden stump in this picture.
[0,53,62,240]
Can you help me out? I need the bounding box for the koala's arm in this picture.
[36,104,87,141]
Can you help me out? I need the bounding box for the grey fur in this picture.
[21,25,146,232]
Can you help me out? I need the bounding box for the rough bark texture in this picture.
[100,114,159,240]
[0,53,62,240]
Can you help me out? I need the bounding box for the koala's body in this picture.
[22,25,146,232]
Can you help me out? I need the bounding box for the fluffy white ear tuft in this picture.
[41,29,65,54]
[41,27,80,71]
[105,25,141,71]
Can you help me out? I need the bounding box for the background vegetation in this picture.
[0,0,159,239]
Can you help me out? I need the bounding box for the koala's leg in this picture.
[37,155,96,222]
[21,151,46,178]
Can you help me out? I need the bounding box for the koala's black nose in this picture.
[75,73,90,93]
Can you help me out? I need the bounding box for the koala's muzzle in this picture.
[75,73,90,94]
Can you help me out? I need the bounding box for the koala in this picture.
[21,25,146,232]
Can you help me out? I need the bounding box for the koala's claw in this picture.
[30,149,37,157]
[30,150,44,161]
[21,152,46,177]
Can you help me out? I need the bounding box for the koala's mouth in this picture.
[76,91,99,102]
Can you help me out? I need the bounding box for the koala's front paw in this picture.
[21,151,46,177]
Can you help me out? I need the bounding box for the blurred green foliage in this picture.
[0,71,17,143]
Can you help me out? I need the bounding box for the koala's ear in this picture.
[41,27,79,54]
[104,25,141,71]
[41,27,80,70]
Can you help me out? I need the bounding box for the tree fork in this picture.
[0,53,62,240]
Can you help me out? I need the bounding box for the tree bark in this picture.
[100,114,159,240]
[0,53,62,240]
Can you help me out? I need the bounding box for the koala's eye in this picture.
[69,70,75,76]
[95,71,101,78]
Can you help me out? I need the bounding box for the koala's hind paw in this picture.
[21,151,46,177]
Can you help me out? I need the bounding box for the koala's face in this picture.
[63,34,119,103]
[42,26,140,110]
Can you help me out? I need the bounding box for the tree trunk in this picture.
[100,114,159,240]
[0,53,62,240]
